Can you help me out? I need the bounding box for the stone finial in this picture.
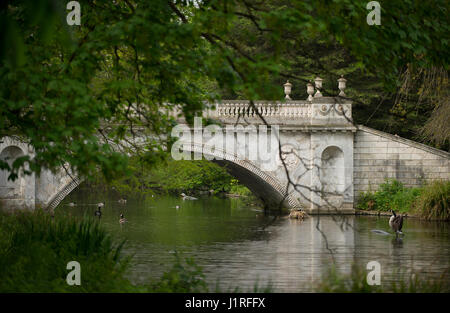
[284,80,292,100]
[306,81,314,101]
[314,76,323,97]
[338,75,347,97]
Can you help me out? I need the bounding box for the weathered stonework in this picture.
[1,93,449,214]
[354,125,450,197]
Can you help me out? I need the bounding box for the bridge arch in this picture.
[46,142,301,211]
[46,175,82,211]
[182,142,300,209]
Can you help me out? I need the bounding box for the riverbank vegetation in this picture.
[0,210,133,292]
[356,180,450,220]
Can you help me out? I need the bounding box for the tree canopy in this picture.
[1,0,448,180]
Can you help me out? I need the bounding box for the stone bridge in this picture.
[1,79,449,214]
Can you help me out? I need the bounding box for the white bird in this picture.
[67,202,76,207]
[97,202,104,208]
[180,193,198,200]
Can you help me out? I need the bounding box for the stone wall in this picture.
[354,125,450,198]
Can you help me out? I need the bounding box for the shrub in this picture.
[356,179,420,213]
[413,180,450,220]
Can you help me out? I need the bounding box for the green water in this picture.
[59,187,450,292]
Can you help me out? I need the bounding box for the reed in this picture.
[413,180,450,221]
[0,210,133,292]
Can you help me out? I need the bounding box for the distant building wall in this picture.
[354,125,450,198]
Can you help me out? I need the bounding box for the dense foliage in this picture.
[88,156,252,196]
[1,0,449,182]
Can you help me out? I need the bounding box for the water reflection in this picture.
[59,188,450,292]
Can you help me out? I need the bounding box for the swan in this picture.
[180,193,198,200]
[389,209,404,237]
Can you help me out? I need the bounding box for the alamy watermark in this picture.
[66,1,81,26]
[366,1,381,25]
[66,261,81,286]
[366,261,381,285]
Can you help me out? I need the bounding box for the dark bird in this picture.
[119,213,127,225]
[389,209,404,237]
[95,205,102,218]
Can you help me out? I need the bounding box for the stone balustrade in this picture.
[209,97,353,128]
[215,100,312,119]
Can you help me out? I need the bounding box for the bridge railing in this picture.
[215,101,312,119]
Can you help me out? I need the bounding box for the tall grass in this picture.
[413,180,450,220]
[0,210,134,292]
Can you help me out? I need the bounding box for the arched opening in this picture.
[320,146,345,207]
[45,143,301,211]
[0,146,25,199]
[213,159,289,209]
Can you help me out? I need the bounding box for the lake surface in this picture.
[59,187,450,292]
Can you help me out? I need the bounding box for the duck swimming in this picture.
[180,193,198,200]
[389,209,404,238]
[119,213,127,224]
[67,202,76,207]
[118,198,127,204]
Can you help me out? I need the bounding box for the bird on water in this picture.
[180,193,198,200]
[95,205,102,218]
[389,209,404,238]
[119,213,127,225]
